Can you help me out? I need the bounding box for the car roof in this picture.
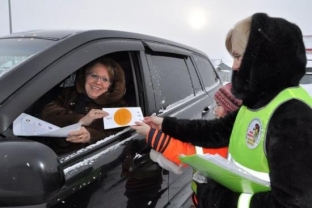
[0,30,82,40]
[0,29,205,55]
[0,29,208,104]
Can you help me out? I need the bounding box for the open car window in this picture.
[18,51,138,156]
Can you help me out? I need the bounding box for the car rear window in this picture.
[193,54,218,89]
[0,38,55,77]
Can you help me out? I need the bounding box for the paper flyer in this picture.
[13,113,81,137]
[103,107,143,129]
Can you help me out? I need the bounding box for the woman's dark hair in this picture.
[75,56,126,101]
[85,57,117,83]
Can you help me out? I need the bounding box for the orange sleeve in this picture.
[203,147,228,158]
[146,129,196,165]
[161,138,196,165]
[146,128,228,165]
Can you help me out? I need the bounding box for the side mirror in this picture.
[0,138,64,206]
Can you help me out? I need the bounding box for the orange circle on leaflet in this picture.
[114,108,132,126]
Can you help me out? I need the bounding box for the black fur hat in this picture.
[231,13,307,107]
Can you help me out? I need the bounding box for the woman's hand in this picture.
[130,121,151,136]
[143,116,163,130]
[67,126,91,143]
[79,109,109,126]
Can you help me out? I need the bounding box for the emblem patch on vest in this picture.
[246,118,262,149]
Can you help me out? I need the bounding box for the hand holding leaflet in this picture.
[103,107,143,129]
[13,113,81,137]
[179,153,271,194]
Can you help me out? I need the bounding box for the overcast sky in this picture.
[0,0,311,66]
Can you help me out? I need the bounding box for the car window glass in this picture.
[0,39,55,77]
[193,54,218,89]
[186,57,202,94]
[149,53,194,108]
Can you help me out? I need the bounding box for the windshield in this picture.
[0,38,55,77]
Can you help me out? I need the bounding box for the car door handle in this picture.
[201,106,211,118]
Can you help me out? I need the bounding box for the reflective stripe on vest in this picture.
[238,193,252,208]
[229,86,312,186]
[232,157,270,182]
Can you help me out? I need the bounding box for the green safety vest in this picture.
[229,86,312,181]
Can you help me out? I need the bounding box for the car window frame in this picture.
[0,39,145,133]
[142,41,201,114]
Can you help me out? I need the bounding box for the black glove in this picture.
[197,178,240,208]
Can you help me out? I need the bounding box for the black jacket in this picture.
[162,13,312,208]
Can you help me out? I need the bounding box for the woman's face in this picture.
[85,63,111,99]
[214,102,227,118]
[231,51,243,71]
[231,34,245,71]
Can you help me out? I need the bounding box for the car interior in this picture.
[19,51,139,156]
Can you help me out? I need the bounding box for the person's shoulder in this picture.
[280,99,311,112]
[61,86,76,92]
[273,99,312,121]
[59,86,78,96]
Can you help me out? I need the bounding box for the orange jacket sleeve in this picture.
[146,129,228,165]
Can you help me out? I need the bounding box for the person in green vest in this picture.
[132,13,312,208]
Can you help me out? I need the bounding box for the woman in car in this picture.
[41,57,127,153]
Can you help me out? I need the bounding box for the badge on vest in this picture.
[246,118,262,149]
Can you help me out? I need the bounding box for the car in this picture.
[0,30,222,208]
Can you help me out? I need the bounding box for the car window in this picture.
[148,52,194,108]
[193,54,218,89]
[22,51,137,156]
[186,57,202,94]
[0,39,55,77]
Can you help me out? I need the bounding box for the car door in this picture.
[192,53,222,119]
[142,41,219,207]
[37,40,158,207]
[0,37,167,208]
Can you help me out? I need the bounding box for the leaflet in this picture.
[13,113,81,137]
[179,153,271,194]
[103,107,143,129]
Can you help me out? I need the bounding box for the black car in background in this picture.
[0,30,222,208]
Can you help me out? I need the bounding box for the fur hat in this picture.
[214,83,242,112]
[231,13,306,107]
